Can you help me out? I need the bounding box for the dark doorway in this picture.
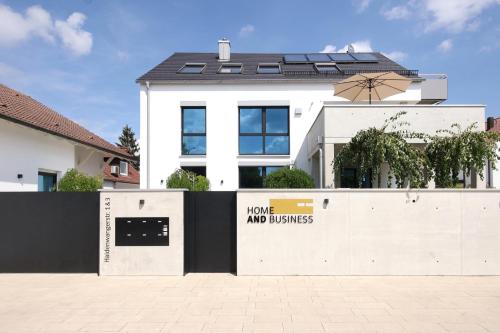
[184,191,236,273]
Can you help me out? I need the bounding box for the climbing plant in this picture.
[425,123,500,188]
[333,112,430,188]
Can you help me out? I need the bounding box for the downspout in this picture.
[146,81,151,189]
[319,146,323,189]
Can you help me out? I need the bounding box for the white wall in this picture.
[103,180,140,190]
[141,82,422,190]
[491,143,500,188]
[322,104,485,143]
[0,119,75,191]
[237,189,500,275]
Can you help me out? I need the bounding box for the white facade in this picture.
[140,81,423,190]
[0,119,106,191]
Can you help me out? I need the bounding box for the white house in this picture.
[0,84,135,191]
[137,39,486,190]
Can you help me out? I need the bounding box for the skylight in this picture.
[178,63,206,74]
[218,63,243,74]
[315,63,340,73]
[257,63,281,74]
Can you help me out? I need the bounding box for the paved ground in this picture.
[1,274,500,332]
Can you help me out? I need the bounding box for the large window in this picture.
[239,107,289,155]
[38,172,57,192]
[340,168,372,188]
[239,166,284,188]
[182,107,206,155]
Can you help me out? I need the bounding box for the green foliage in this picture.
[426,123,500,188]
[333,112,430,188]
[264,167,315,188]
[117,125,140,170]
[58,169,103,192]
[166,169,210,191]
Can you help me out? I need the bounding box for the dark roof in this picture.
[137,52,416,83]
[0,84,132,159]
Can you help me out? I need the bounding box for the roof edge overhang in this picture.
[0,114,134,160]
[136,77,424,85]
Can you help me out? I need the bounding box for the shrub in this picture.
[58,169,103,192]
[264,167,315,188]
[166,169,210,191]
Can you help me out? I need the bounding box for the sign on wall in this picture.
[246,198,314,224]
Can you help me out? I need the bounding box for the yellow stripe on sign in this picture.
[269,199,313,214]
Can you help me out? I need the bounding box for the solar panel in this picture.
[306,54,332,62]
[328,53,356,62]
[283,54,308,63]
[315,64,340,73]
[351,53,378,62]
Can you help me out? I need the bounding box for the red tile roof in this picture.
[0,84,132,159]
[103,163,140,184]
[486,117,500,133]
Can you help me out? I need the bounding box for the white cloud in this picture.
[438,39,453,52]
[55,13,92,56]
[353,0,372,12]
[0,4,53,45]
[239,24,255,37]
[423,0,500,33]
[384,0,500,33]
[116,50,129,61]
[382,5,410,20]
[319,44,337,53]
[338,40,373,53]
[382,51,408,62]
[320,40,373,53]
[0,4,92,56]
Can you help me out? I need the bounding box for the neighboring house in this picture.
[486,116,500,188]
[102,156,140,189]
[137,39,485,190]
[0,84,132,191]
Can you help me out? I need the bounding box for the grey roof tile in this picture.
[137,52,416,83]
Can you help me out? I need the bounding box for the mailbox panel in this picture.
[115,217,169,246]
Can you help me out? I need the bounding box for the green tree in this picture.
[58,169,103,192]
[117,125,140,170]
[426,123,500,188]
[333,112,430,188]
[264,167,315,188]
[166,169,210,191]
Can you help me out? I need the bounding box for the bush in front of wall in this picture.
[166,169,210,191]
[264,167,315,188]
[58,169,103,192]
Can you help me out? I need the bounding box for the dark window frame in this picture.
[238,106,290,155]
[238,165,286,188]
[38,171,57,192]
[181,106,206,156]
[256,63,281,74]
[177,63,207,74]
[217,63,243,74]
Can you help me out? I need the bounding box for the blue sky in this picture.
[1,0,499,144]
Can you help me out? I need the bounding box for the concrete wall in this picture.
[140,82,422,190]
[237,189,500,275]
[321,104,485,143]
[99,190,184,275]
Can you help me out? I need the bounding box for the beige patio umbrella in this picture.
[334,72,411,104]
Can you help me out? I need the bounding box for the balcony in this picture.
[419,74,448,104]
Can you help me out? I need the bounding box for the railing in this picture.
[282,69,420,77]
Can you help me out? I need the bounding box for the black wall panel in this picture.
[184,191,236,273]
[0,192,99,273]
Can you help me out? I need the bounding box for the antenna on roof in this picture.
[347,44,355,53]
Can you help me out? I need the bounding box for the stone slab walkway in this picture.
[1,274,500,332]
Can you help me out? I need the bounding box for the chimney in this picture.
[486,117,495,131]
[218,38,230,62]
